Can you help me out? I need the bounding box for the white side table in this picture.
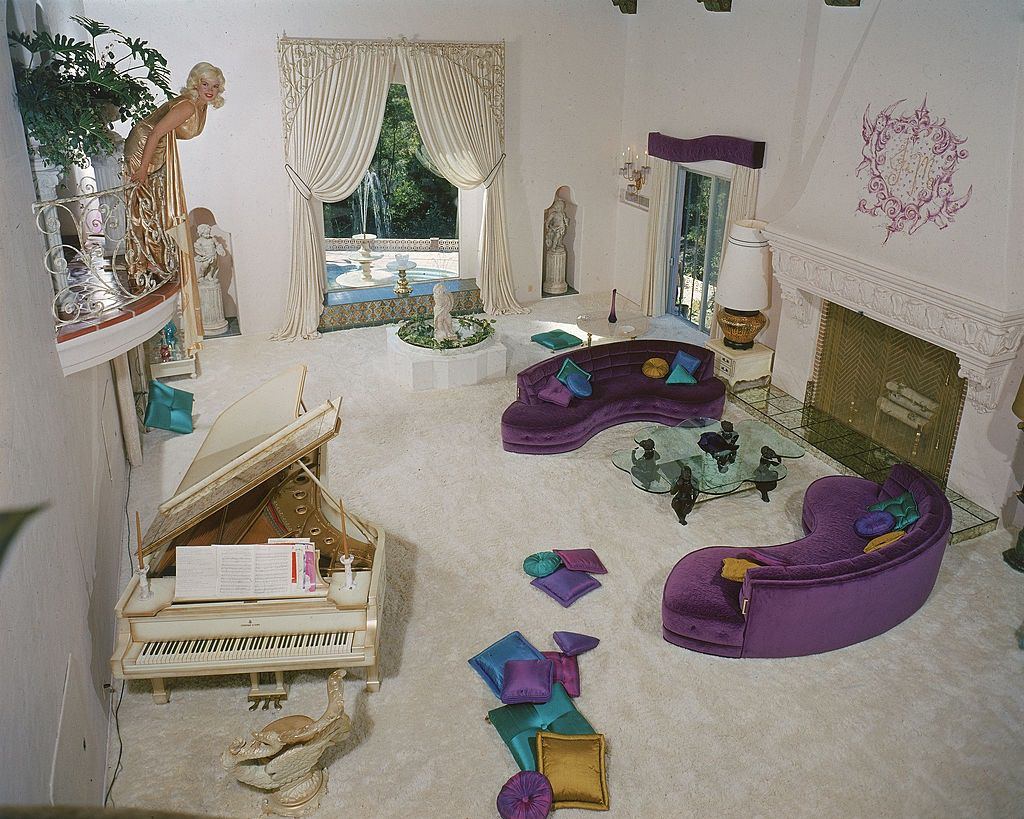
[705,337,773,390]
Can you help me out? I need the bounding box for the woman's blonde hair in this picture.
[182,62,226,108]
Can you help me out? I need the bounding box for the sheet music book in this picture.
[174,541,319,601]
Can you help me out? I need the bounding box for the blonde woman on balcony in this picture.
[124,61,226,356]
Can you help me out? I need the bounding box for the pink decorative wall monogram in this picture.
[856,98,972,243]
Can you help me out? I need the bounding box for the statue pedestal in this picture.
[543,246,567,295]
[199,278,229,336]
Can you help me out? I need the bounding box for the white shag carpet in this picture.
[107,294,1024,818]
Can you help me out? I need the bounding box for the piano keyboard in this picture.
[136,631,356,666]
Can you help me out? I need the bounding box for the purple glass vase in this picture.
[608,289,618,324]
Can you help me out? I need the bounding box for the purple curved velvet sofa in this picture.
[662,463,952,658]
[501,339,726,454]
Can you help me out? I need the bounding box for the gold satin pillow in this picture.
[535,731,609,811]
[721,558,761,582]
[864,529,906,553]
[642,357,670,379]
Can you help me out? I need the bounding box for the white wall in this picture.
[84,0,628,334]
[613,0,1024,517]
[1,0,128,804]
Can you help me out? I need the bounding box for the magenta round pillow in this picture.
[497,771,553,819]
[854,510,896,539]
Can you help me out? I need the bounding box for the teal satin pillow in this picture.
[531,330,583,351]
[144,379,194,434]
[524,551,563,578]
[868,490,920,529]
[666,363,697,385]
[556,359,591,387]
[488,683,595,770]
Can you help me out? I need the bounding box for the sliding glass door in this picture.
[666,168,731,334]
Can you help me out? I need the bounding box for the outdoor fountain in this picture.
[351,170,388,280]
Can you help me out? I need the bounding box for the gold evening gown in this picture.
[125,94,207,355]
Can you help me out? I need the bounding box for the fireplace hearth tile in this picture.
[768,384,785,397]
[737,386,769,402]
[768,395,804,413]
[807,419,851,438]
[819,435,875,459]
[954,497,996,521]
[951,505,985,532]
[772,409,808,429]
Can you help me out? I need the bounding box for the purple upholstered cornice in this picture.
[647,132,766,169]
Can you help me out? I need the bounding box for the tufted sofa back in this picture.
[516,340,715,405]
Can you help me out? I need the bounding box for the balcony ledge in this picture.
[56,281,180,376]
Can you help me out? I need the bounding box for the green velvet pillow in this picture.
[666,363,697,385]
[143,379,194,434]
[531,330,583,351]
[523,551,563,578]
[868,490,920,530]
[556,359,591,387]
[488,683,594,771]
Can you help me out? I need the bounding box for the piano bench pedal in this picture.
[248,671,289,709]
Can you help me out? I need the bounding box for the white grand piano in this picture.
[110,365,385,706]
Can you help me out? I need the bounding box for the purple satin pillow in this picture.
[497,771,554,819]
[542,651,580,698]
[500,658,555,705]
[536,375,573,408]
[552,631,600,656]
[855,510,896,539]
[531,567,601,607]
[553,548,607,575]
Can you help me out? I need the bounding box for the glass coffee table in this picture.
[612,418,805,522]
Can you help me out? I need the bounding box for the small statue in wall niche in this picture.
[193,223,226,282]
[432,283,457,342]
[544,198,569,251]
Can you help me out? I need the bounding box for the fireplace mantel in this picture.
[763,227,1024,412]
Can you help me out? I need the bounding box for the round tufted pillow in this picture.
[497,771,554,819]
[523,551,563,578]
[642,357,671,379]
[854,510,896,539]
[565,371,592,398]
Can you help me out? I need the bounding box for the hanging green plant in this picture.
[7,15,172,173]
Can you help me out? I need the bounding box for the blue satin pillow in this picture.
[671,349,703,376]
[565,371,592,398]
[469,631,545,698]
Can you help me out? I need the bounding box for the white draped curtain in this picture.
[709,166,760,339]
[273,41,394,340]
[640,158,674,316]
[400,43,525,315]
[274,37,523,340]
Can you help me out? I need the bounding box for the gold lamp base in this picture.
[716,306,767,350]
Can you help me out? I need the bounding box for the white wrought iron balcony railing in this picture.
[33,169,180,329]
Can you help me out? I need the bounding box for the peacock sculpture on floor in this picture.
[223,669,352,816]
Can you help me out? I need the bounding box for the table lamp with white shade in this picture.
[715,219,772,350]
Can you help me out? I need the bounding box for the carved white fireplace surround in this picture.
[763,228,1024,414]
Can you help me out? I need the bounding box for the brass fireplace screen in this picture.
[809,303,966,482]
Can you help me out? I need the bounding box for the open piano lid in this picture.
[140,364,342,561]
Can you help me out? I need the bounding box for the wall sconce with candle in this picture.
[619,147,651,194]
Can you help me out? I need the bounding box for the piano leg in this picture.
[150,678,169,704]
[365,661,381,692]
